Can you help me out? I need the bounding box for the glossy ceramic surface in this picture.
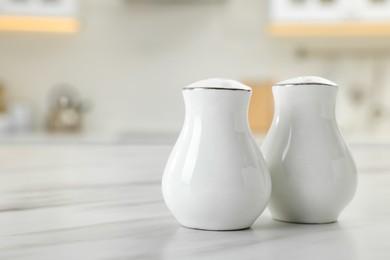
[162,78,271,231]
[261,76,357,224]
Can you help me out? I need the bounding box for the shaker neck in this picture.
[272,85,338,118]
[182,90,252,133]
[182,89,251,114]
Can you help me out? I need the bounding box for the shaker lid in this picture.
[183,78,251,91]
[274,76,338,88]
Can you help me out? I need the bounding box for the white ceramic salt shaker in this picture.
[162,78,271,230]
[261,76,357,224]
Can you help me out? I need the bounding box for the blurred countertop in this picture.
[0,143,390,259]
[1,132,390,146]
[0,132,180,145]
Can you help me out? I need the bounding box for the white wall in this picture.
[0,0,389,135]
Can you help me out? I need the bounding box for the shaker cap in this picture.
[274,76,338,88]
[183,78,251,91]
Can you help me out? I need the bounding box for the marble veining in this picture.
[0,144,390,259]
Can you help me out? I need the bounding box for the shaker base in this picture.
[272,218,337,225]
[178,220,253,231]
[180,224,251,231]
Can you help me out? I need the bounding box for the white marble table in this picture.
[0,143,389,259]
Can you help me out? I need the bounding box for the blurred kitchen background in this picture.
[1,0,390,143]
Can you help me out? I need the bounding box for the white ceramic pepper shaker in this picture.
[162,78,271,231]
[261,76,357,224]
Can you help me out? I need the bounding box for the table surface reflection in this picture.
[0,144,389,260]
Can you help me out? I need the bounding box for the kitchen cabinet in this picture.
[268,22,390,36]
[268,0,390,36]
[0,0,79,33]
